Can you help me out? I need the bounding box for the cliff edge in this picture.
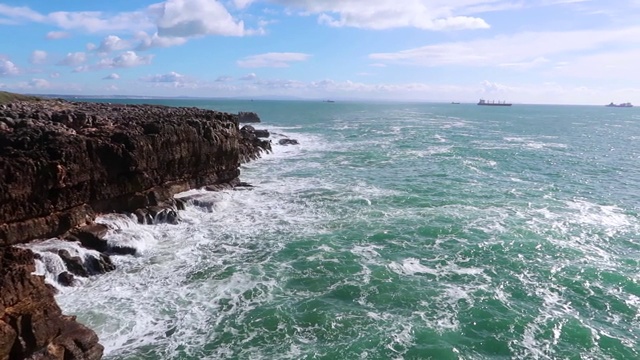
[0,98,270,245]
[0,94,271,359]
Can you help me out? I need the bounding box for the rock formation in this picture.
[0,99,271,246]
[237,111,261,123]
[0,95,272,359]
[0,247,103,360]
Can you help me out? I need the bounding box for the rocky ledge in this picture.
[0,96,272,359]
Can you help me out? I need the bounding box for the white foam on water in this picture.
[96,214,158,255]
[565,199,634,233]
[20,238,106,289]
[52,125,351,358]
[388,258,438,276]
[406,146,453,157]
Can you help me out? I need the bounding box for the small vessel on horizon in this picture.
[606,102,633,108]
[478,99,511,106]
[451,102,460,104]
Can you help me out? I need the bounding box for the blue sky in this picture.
[1,0,640,104]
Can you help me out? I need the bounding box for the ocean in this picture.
[41,100,640,359]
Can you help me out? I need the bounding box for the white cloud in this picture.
[103,73,120,80]
[551,49,640,81]
[141,71,184,82]
[233,0,256,9]
[0,4,46,23]
[50,72,60,78]
[499,57,550,70]
[237,52,310,68]
[96,35,131,53]
[240,72,258,80]
[216,75,234,82]
[73,65,90,73]
[30,50,48,65]
[0,4,153,33]
[28,78,50,89]
[98,51,153,68]
[369,26,640,67]
[0,60,19,76]
[136,32,188,50]
[47,10,153,33]
[46,31,70,39]
[266,0,490,30]
[58,52,87,66]
[156,0,247,37]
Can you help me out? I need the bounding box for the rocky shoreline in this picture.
[0,96,273,359]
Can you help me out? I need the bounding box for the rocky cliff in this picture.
[0,96,271,359]
[1,247,103,360]
[0,99,270,245]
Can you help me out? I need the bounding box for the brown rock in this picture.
[0,99,271,245]
[0,247,103,360]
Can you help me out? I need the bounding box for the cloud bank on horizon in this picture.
[0,0,639,104]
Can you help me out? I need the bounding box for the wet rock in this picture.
[57,271,75,287]
[134,208,153,224]
[254,129,270,138]
[57,249,89,277]
[86,253,115,274]
[237,111,261,123]
[109,245,137,256]
[278,138,299,145]
[67,223,109,252]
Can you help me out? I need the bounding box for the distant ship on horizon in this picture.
[478,99,512,106]
[606,102,633,108]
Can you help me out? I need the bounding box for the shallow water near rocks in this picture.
[51,100,640,359]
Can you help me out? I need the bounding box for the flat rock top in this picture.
[0,99,239,155]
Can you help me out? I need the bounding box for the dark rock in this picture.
[57,249,89,278]
[0,247,103,360]
[237,111,261,123]
[1,117,15,127]
[175,198,186,211]
[278,138,299,145]
[57,271,75,287]
[254,129,270,138]
[109,245,137,256]
[86,253,115,274]
[66,224,109,252]
[57,248,114,277]
[134,208,153,224]
[147,206,179,224]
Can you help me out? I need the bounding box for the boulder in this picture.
[278,138,299,145]
[237,111,261,123]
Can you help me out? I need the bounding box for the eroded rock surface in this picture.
[0,247,103,360]
[0,99,271,246]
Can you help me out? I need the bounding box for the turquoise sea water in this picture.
[55,100,640,359]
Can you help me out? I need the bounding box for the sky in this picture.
[1,0,640,104]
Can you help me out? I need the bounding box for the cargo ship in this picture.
[605,102,633,107]
[478,99,511,106]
